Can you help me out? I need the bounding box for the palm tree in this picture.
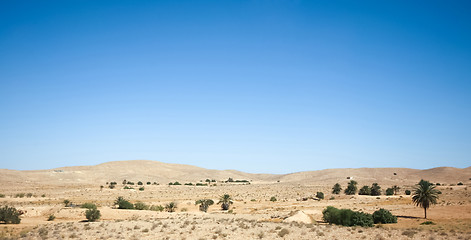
[392,185,400,195]
[332,183,342,194]
[370,183,381,196]
[344,180,358,195]
[165,202,177,212]
[195,199,214,212]
[218,194,233,210]
[412,179,440,219]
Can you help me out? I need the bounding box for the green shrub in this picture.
[124,186,134,190]
[173,182,181,185]
[81,203,97,209]
[138,181,143,185]
[47,215,55,221]
[385,188,394,196]
[457,182,463,186]
[26,193,33,198]
[372,209,397,224]
[0,206,21,224]
[344,180,358,195]
[115,197,134,209]
[138,187,145,191]
[420,221,435,225]
[359,186,371,195]
[270,196,277,202]
[278,228,289,237]
[0,194,5,198]
[15,193,25,198]
[352,211,374,227]
[165,202,177,212]
[146,182,151,185]
[134,202,149,210]
[332,183,342,194]
[63,199,71,207]
[322,206,373,227]
[405,190,411,195]
[150,205,164,212]
[370,183,381,196]
[85,208,101,222]
[316,192,324,200]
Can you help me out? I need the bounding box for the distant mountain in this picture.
[0,160,469,186]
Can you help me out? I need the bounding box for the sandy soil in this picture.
[0,161,470,239]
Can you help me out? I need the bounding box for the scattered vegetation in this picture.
[405,190,411,195]
[0,206,22,224]
[385,188,394,196]
[63,199,71,207]
[316,192,324,200]
[270,196,277,202]
[372,209,397,224]
[420,221,435,225]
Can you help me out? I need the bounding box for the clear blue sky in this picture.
[1,0,470,173]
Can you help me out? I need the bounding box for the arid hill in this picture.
[0,160,469,187]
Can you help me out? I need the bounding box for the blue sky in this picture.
[1,0,470,173]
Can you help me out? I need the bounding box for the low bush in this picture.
[47,215,55,221]
[372,209,397,224]
[134,202,149,210]
[270,196,277,202]
[0,194,5,198]
[385,188,394,196]
[322,206,373,227]
[316,192,324,200]
[0,206,21,224]
[115,197,134,209]
[421,221,435,225]
[85,208,101,222]
[165,202,177,212]
[405,190,411,195]
[278,228,289,237]
[457,182,463,186]
[81,203,97,209]
[138,187,145,191]
[150,205,164,212]
[63,199,71,207]
[359,186,371,195]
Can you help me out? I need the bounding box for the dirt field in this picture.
[1,181,470,240]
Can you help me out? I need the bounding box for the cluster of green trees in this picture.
[333,181,404,196]
[322,206,397,227]
[330,179,440,219]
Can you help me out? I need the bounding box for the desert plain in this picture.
[0,160,470,239]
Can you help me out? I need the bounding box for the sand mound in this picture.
[284,211,312,224]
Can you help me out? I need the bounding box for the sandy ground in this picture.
[0,182,470,239]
